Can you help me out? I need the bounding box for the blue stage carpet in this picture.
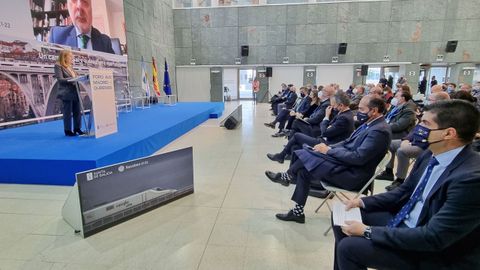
[0,102,224,186]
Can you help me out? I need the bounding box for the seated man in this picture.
[385,91,451,191]
[287,85,335,139]
[266,91,354,163]
[349,85,365,110]
[270,84,292,113]
[334,100,480,270]
[265,86,310,132]
[376,88,417,181]
[273,85,297,115]
[266,96,391,223]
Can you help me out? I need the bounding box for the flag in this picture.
[152,57,161,96]
[163,59,172,95]
[141,56,150,97]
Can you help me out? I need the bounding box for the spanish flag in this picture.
[152,57,161,96]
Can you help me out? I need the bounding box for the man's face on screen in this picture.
[68,0,93,34]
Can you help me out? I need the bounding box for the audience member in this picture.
[430,76,437,87]
[350,86,365,110]
[265,96,391,223]
[452,90,476,104]
[385,91,451,191]
[430,84,444,94]
[333,100,480,270]
[418,76,427,94]
[287,85,335,138]
[273,85,297,115]
[266,91,354,163]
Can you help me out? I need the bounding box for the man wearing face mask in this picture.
[376,88,417,181]
[266,96,391,222]
[266,91,354,164]
[334,100,480,270]
[350,86,365,110]
[287,85,335,139]
[265,86,309,132]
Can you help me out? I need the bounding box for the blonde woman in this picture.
[54,50,84,136]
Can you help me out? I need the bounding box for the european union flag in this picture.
[163,59,172,95]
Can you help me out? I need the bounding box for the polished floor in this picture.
[0,101,390,270]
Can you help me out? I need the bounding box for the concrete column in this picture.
[404,64,421,94]
[449,63,476,86]
[255,66,269,103]
[210,67,223,102]
[303,66,316,86]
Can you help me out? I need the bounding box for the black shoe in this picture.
[271,131,285,138]
[376,170,394,181]
[275,210,305,224]
[74,129,86,135]
[64,130,76,136]
[385,178,404,191]
[264,122,275,129]
[267,153,284,164]
[308,189,332,199]
[265,171,290,186]
[284,154,291,160]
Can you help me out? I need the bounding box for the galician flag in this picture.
[152,57,161,96]
[141,56,150,97]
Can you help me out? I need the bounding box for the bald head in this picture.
[431,84,444,94]
[368,86,384,98]
[460,84,472,92]
[428,92,450,103]
[322,85,336,100]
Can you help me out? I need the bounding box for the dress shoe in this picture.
[265,171,290,186]
[271,131,286,138]
[275,210,305,224]
[264,122,275,129]
[74,129,86,135]
[284,154,291,160]
[267,153,284,164]
[375,170,394,181]
[385,178,404,191]
[64,130,76,136]
[308,189,332,199]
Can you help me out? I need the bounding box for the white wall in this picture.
[268,66,304,96]
[176,67,211,101]
[223,68,238,100]
[316,65,354,90]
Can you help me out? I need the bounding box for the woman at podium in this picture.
[54,50,85,136]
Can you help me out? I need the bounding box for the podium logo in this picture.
[86,172,93,181]
[118,165,125,172]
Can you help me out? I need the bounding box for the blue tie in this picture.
[386,107,399,122]
[349,123,367,140]
[387,157,439,228]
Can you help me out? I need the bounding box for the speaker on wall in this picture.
[241,45,249,57]
[338,43,348,55]
[361,65,369,76]
[266,67,272,77]
[446,40,458,53]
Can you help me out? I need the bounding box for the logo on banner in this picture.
[86,172,93,181]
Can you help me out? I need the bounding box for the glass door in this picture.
[238,69,256,100]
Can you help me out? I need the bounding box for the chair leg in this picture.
[323,225,332,236]
[315,198,329,213]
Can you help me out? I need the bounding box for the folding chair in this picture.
[313,151,392,236]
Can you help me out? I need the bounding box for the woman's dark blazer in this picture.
[54,64,78,101]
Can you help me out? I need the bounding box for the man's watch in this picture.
[363,226,372,240]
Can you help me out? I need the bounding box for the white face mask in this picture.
[390,97,399,107]
[353,89,358,94]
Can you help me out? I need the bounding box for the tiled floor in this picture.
[0,101,390,270]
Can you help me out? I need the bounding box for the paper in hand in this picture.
[332,201,362,226]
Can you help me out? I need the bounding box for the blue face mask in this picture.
[411,125,445,150]
[356,111,370,125]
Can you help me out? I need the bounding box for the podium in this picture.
[68,69,118,138]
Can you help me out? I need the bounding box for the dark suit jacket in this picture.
[49,25,115,54]
[320,110,354,145]
[362,146,480,269]
[387,100,417,140]
[297,117,391,191]
[306,99,330,126]
[284,91,298,109]
[54,64,78,101]
[296,97,311,114]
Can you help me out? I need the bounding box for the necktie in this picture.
[80,35,89,49]
[349,123,367,140]
[386,106,399,122]
[387,156,439,228]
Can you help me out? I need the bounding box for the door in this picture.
[238,69,256,100]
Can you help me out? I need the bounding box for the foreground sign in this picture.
[62,147,194,237]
